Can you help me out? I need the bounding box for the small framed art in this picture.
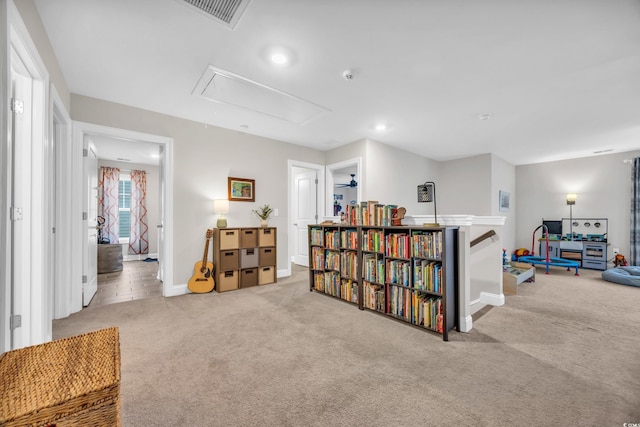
[499,190,510,212]
[228,177,255,202]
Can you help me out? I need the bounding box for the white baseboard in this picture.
[480,291,505,306]
[470,291,505,315]
[459,315,473,333]
[164,283,188,297]
[277,268,289,279]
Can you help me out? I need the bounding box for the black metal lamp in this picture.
[417,181,439,226]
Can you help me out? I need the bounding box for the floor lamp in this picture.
[566,193,577,240]
[417,181,439,227]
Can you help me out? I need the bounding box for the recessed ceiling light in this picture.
[374,123,387,131]
[116,158,131,162]
[478,114,492,120]
[271,53,288,65]
[593,148,613,154]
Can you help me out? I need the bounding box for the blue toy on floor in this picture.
[602,266,640,288]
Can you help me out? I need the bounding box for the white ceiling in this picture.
[34,0,640,166]
[88,135,160,166]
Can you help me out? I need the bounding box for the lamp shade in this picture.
[417,181,438,226]
[566,193,577,205]
[214,199,229,214]
[417,182,435,203]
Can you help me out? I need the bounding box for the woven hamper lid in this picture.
[0,327,121,424]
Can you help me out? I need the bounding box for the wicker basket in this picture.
[0,327,121,426]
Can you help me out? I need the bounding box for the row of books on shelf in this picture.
[340,251,358,279]
[324,229,340,249]
[362,229,384,252]
[341,229,358,250]
[386,259,410,286]
[313,246,442,293]
[412,231,443,259]
[325,250,340,271]
[363,282,385,312]
[344,201,400,226]
[310,228,323,246]
[311,227,443,261]
[311,247,324,270]
[414,260,442,293]
[313,272,358,304]
[362,254,384,283]
[389,287,444,332]
[385,233,410,258]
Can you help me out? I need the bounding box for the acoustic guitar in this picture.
[188,229,215,293]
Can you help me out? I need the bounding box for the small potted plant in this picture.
[252,204,273,227]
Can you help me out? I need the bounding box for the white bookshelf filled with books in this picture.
[308,219,459,341]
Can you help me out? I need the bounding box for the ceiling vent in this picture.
[193,65,330,125]
[178,0,252,29]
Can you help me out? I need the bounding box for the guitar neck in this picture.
[200,229,213,272]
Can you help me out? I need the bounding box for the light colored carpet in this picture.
[53,265,640,427]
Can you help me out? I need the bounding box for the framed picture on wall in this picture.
[228,177,255,202]
[499,190,510,212]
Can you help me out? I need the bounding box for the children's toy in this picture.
[613,253,628,267]
[517,224,579,275]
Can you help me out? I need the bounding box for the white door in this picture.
[157,144,165,283]
[10,73,33,349]
[83,142,98,306]
[293,169,317,266]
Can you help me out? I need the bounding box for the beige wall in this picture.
[72,95,324,285]
[491,154,516,253]
[439,154,492,215]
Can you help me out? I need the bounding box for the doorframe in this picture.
[287,160,324,276]
[50,85,73,319]
[326,157,362,218]
[1,0,50,351]
[73,122,175,299]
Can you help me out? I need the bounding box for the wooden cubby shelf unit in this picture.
[308,225,459,341]
[213,227,277,292]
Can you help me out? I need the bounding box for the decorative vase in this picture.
[260,219,268,228]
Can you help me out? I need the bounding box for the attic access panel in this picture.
[193,65,329,125]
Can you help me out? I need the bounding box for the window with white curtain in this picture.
[118,175,131,243]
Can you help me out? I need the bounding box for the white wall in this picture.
[97,160,159,256]
[516,150,638,260]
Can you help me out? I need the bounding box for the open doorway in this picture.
[75,122,174,307]
[326,158,362,218]
[89,135,163,307]
[288,160,324,270]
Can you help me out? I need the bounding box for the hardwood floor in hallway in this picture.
[90,260,162,308]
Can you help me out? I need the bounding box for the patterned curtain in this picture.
[631,158,640,265]
[129,170,149,255]
[98,167,120,244]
